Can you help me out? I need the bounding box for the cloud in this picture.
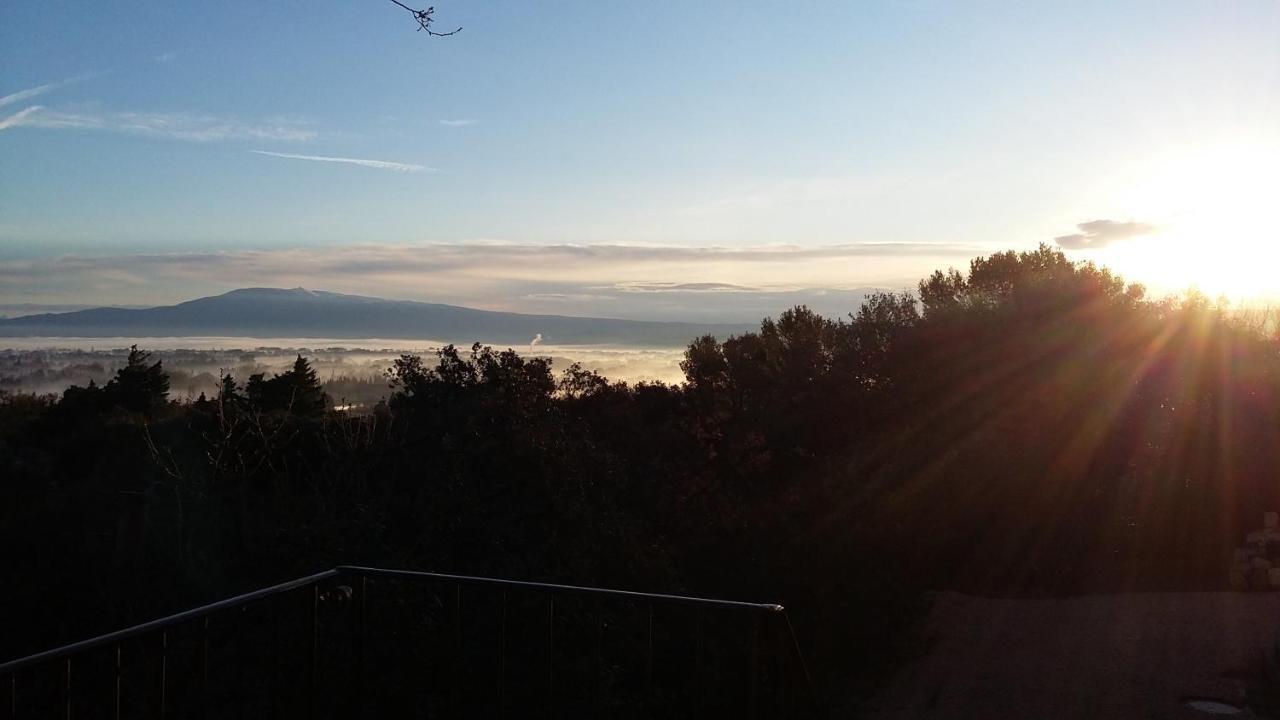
[439,118,475,127]
[0,73,101,110]
[524,292,617,303]
[0,85,56,109]
[0,242,973,323]
[251,150,431,172]
[1055,219,1157,249]
[14,109,318,142]
[1,81,68,109]
[154,53,176,63]
[0,302,148,318]
[613,282,760,293]
[0,105,43,131]
[0,76,320,144]
[0,243,976,289]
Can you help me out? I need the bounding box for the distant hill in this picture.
[0,288,754,346]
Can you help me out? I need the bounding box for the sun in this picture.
[1096,138,1280,301]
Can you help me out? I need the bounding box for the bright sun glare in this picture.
[1099,139,1280,301]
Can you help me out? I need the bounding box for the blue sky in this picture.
[3,1,1279,320]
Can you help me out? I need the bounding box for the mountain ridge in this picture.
[0,288,755,346]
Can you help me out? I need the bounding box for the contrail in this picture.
[0,106,42,131]
[251,150,433,173]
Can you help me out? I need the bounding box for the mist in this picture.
[0,339,687,407]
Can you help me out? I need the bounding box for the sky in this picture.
[3,1,1280,322]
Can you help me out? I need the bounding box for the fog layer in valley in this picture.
[0,338,687,407]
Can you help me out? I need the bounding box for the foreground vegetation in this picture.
[3,245,1277,709]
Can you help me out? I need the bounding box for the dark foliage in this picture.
[3,245,1278,712]
[244,355,330,417]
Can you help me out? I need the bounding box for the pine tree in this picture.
[106,345,170,414]
[280,355,329,417]
[218,374,244,405]
[243,356,329,416]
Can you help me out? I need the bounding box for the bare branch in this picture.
[387,0,462,36]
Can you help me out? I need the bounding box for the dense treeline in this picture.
[3,245,1279,709]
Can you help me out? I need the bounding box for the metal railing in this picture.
[0,566,822,719]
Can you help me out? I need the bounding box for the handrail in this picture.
[339,565,787,613]
[0,569,341,675]
[0,566,784,675]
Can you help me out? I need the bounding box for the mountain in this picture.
[0,288,754,346]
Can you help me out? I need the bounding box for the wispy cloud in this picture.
[1055,219,1157,249]
[439,118,476,127]
[1,82,63,109]
[0,74,98,109]
[0,242,979,322]
[0,302,147,319]
[613,282,761,293]
[0,105,43,132]
[13,109,318,142]
[251,150,432,172]
[0,76,318,145]
[0,242,976,282]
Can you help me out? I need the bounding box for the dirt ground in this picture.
[867,591,1280,719]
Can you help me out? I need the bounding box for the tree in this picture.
[217,373,243,407]
[106,345,170,414]
[277,355,329,417]
[245,356,329,417]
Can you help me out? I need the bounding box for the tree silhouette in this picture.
[245,355,330,416]
[280,354,329,416]
[8,245,1280,712]
[386,0,462,36]
[105,345,170,414]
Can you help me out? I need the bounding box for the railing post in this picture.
[353,576,366,720]
[451,585,461,718]
[199,617,209,720]
[776,617,787,720]
[114,643,121,720]
[783,612,820,720]
[546,596,554,716]
[694,610,704,717]
[749,613,760,720]
[160,630,168,717]
[237,605,246,720]
[594,608,603,714]
[63,656,71,720]
[645,603,654,707]
[497,589,506,720]
[308,584,318,719]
